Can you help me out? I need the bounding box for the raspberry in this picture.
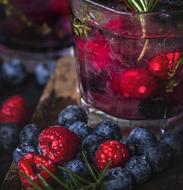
[0,96,31,127]
[18,153,56,188]
[86,35,111,72]
[94,140,129,171]
[119,68,158,99]
[147,51,181,80]
[103,17,124,34]
[39,126,80,164]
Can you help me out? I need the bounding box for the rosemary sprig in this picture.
[127,0,159,12]
[23,152,110,190]
[126,0,159,63]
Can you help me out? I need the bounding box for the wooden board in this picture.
[1,56,183,190]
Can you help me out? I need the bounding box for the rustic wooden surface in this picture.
[1,56,183,190]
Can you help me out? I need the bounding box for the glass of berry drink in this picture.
[0,0,72,63]
[70,0,183,133]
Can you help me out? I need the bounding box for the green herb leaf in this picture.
[20,172,43,190]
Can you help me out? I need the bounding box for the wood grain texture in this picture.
[1,56,183,190]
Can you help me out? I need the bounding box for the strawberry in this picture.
[39,126,80,164]
[119,68,158,99]
[147,51,181,80]
[0,96,31,127]
[94,140,130,171]
[18,153,56,188]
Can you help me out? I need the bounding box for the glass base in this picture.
[80,97,183,136]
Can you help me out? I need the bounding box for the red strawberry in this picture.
[18,153,56,188]
[94,140,129,171]
[39,126,80,164]
[119,68,158,99]
[147,51,181,80]
[86,35,111,73]
[0,96,31,127]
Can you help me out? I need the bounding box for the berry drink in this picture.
[70,0,183,132]
[0,0,72,52]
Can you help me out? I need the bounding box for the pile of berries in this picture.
[0,95,31,151]
[0,58,55,86]
[14,105,183,190]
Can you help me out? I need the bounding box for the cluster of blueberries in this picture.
[0,58,55,87]
[13,105,183,190]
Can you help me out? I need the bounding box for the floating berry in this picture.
[94,140,129,171]
[86,35,111,72]
[103,17,124,34]
[119,68,158,99]
[39,126,80,164]
[147,51,181,80]
[0,96,30,127]
[18,153,56,188]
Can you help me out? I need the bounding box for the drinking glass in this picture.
[0,0,72,64]
[70,0,183,134]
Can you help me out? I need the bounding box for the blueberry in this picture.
[13,145,37,163]
[125,156,152,184]
[13,147,24,163]
[143,143,172,173]
[0,123,19,150]
[19,123,40,147]
[160,132,183,159]
[68,121,90,140]
[103,176,133,190]
[106,167,134,182]
[127,128,157,147]
[82,134,102,159]
[63,160,88,179]
[139,99,172,119]
[93,121,122,141]
[1,59,26,85]
[58,105,88,128]
[35,62,55,86]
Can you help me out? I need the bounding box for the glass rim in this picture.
[84,0,183,16]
